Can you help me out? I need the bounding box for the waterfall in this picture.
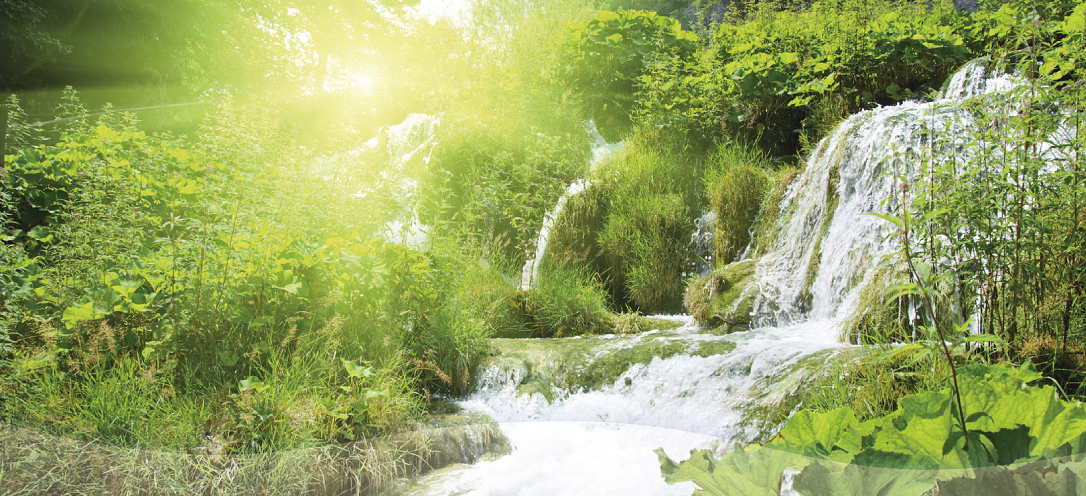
[319,113,440,247]
[689,211,717,277]
[519,121,623,291]
[748,57,1022,327]
[390,60,1022,496]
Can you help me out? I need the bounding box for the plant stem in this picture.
[900,190,971,446]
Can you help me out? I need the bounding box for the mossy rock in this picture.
[685,259,757,328]
[475,333,738,398]
[568,337,689,390]
[613,313,687,334]
[698,323,751,336]
[639,316,685,332]
[688,339,738,357]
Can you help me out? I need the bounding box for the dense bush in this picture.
[0,92,494,453]
[704,143,771,264]
[544,129,703,313]
[635,0,976,155]
[422,115,589,268]
[559,9,700,141]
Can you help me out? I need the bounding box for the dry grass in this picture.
[0,414,507,495]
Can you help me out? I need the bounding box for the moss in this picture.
[685,259,758,327]
[689,339,737,357]
[737,348,839,442]
[798,164,840,312]
[839,262,912,344]
[699,324,748,336]
[516,376,557,403]
[638,316,685,332]
[569,338,689,390]
[427,401,464,415]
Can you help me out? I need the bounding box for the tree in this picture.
[0,0,96,90]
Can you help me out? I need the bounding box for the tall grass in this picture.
[704,142,772,264]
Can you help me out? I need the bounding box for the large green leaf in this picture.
[658,444,809,496]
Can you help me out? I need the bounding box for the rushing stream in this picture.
[379,59,1022,495]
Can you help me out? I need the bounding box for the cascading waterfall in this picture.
[689,211,717,277]
[519,121,623,291]
[747,56,1023,327]
[388,61,1022,496]
[320,113,440,246]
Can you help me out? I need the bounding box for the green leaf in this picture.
[62,301,97,330]
[794,458,941,496]
[343,358,375,379]
[772,408,863,463]
[658,444,808,496]
[867,212,904,230]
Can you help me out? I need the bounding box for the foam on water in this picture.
[394,422,713,496]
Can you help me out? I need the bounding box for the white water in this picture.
[391,60,1021,495]
[747,57,1023,327]
[318,113,441,247]
[519,121,623,290]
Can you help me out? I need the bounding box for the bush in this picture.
[559,9,700,141]
[704,143,771,264]
[523,264,613,337]
[0,92,493,454]
[587,130,702,313]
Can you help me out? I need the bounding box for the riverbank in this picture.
[0,413,508,495]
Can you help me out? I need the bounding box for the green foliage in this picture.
[875,1,1086,395]
[705,143,770,264]
[0,89,502,456]
[659,362,1086,495]
[559,9,700,140]
[706,1,971,154]
[522,264,613,338]
[588,130,703,312]
[423,115,588,268]
[803,348,955,423]
[684,259,757,328]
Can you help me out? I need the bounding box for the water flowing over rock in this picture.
[690,211,717,277]
[519,121,623,290]
[748,57,1021,327]
[391,59,1022,495]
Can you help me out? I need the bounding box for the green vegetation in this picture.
[0,92,498,454]
[559,9,700,141]
[477,331,733,396]
[4,0,1086,491]
[704,143,771,264]
[684,259,757,330]
[655,1,1086,493]
[659,362,1086,495]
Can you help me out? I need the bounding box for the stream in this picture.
[376,58,1023,495]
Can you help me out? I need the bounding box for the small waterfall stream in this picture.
[519,121,623,290]
[388,60,1019,496]
[318,113,441,247]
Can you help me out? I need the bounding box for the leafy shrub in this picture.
[0,92,494,453]
[710,2,971,154]
[559,9,700,140]
[591,130,702,312]
[423,114,589,269]
[659,362,1086,495]
[523,264,613,337]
